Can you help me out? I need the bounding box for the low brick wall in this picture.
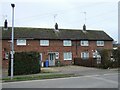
[55,60,73,66]
[2,60,9,69]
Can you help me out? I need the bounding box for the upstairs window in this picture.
[17,39,26,46]
[97,41,104,46]
[81,40,89,46]
[40,40,49,46]
[63,40,72,46]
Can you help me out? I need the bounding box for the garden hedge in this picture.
[8,52,41,76]
[74,49,120,69]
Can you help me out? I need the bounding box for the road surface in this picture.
[2,73,118,88]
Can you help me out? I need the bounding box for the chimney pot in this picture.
[55,23,58,30]
[4,19,8,30]
[83,24,86,30]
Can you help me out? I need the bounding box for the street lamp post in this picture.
[11,3,15,79]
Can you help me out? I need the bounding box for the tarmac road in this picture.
[2,73,118,88]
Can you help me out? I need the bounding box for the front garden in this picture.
[74,49,120,69]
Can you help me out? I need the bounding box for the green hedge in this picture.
[74,49,119,69]
[98,49,111,69]
[98,49,119,69]
[112,49,120,67]
[74,58,97,67]
[8,52,41,76]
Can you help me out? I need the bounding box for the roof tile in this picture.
[2,27,113,41]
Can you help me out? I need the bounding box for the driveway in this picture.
[42,65,118,76]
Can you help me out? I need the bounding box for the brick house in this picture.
[2,24,113,68]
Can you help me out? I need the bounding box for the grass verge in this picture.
[2,73,78,82]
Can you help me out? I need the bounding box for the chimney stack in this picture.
[83,24,86,30]
[4,19,8,30]
[55,23,58,30]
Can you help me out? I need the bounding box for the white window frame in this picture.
[97,41,104,46]
[81,52,89,59]
[55,52,59,59]
[5,52,9,59]
[39,53,42,61]
[64,52,72,60]
[40,40,49,46]
[81,40,89,46]
[63,40,72,46]
[17,39,26,46]
[93,52,96,58]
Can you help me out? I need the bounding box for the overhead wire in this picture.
[11,2,110,23]
[3,2,117,28]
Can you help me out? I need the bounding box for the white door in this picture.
[49,53,55,66]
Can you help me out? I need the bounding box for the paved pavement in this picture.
[2,69,8,78]
[2,65,118,78]
[42,65,118,76]
[2,73,118,88]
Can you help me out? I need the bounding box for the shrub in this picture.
[98,49,110,69]
[74,49,119,69]
[8,52,41,76]
[112,49,120,67]
[99,49,118,69]
[74,58,97,67]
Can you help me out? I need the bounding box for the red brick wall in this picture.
[2,60,9,69]
[2,39,113,68]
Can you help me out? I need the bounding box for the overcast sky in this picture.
[0,0,119,42]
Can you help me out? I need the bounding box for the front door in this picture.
[49,53,55,66]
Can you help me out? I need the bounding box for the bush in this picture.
[98,49,110,69]
[55,60,61,67]
[112,49,120,67]
[74,49,119,69]
[8,52,41,76]
[74,58,97,67]
[98,49,118,69]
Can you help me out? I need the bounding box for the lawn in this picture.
[2,73,78,82]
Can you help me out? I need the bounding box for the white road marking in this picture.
[91,76,118,84]
[103,73,118,76]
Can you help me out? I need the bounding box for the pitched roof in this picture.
[2,27,113,41]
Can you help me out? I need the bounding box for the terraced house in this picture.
[2,24,113,68]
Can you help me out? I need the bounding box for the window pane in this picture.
[63,40,71,46]
[17,39,26,45]
[81,52,89,59]
[97,41,104,46]
[40,40,49,46]
[81,40,89,46]
[64,52,72,60]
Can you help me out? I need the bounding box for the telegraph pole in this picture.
[11,3,15,79]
